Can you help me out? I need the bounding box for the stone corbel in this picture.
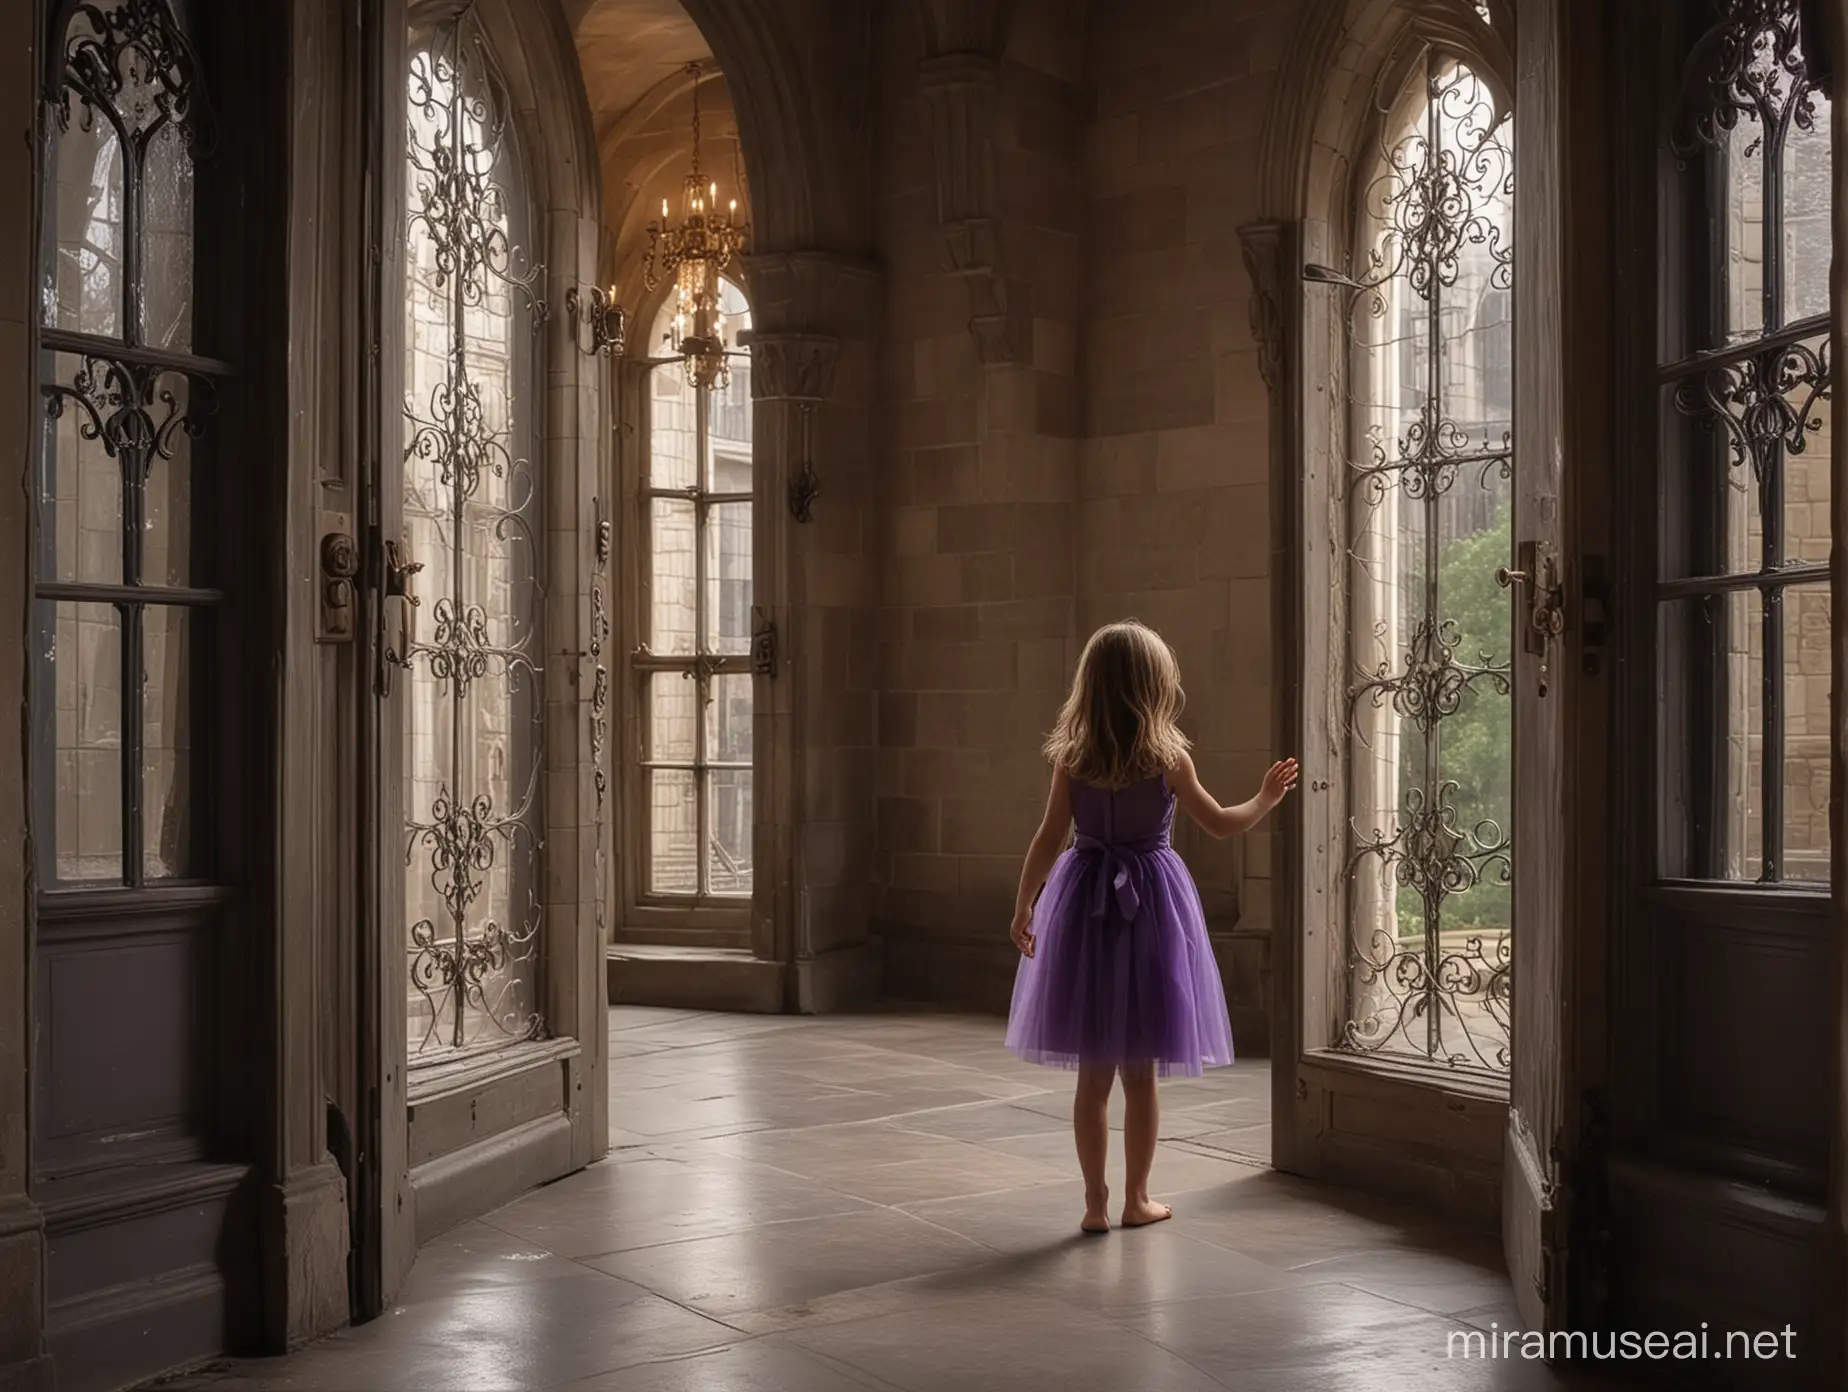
[918,38,1019,364]
[1237,222,1286,397]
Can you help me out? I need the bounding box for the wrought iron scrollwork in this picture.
[406,786,541,1049]
[402,11,546,1056]
[1672,334,1831,481]
[53,0,210,148]
[43,353,213,470]
[1674,0,1821,158]
[1337,54,1515,1076]
[1359,63,1513,299]
[1350,616,1511,734]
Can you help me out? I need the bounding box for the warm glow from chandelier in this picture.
[643,62,747,391]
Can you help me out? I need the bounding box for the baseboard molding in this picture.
[879,929,1016,1013]
[607,946,787,1013]
[797,941,883,1013]
[47,1264,226,1392]
[1606,1152,1826,1358]
[410,1111,576,1245]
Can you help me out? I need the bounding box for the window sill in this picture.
[1300,1047,1511,1103]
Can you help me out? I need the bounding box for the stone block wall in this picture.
[872,0,1300,1048]
[874,0,1086,1011]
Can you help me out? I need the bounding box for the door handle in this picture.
[380,539,424,695]
[1497,539,1565,694]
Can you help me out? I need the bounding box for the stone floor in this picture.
[158,1008,1630,1391]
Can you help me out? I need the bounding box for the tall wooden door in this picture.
[1504,0,1577,1332]
[1605,0,1836,1371]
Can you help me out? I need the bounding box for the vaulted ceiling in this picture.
[567,0,747,305]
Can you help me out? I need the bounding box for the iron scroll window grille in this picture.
[401,11,547,1055]
[36,0,222,889]
[1335,55,1515,1075]
[1659,0,1833,885]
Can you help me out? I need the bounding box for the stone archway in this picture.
[569,0,883,1012]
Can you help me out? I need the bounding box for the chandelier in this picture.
[644,62,748,390]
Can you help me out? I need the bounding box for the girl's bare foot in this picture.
[1121,1197,1172,1228]
[1081,1186,1111,1234]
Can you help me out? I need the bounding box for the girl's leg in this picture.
[1119,1062,1171,1227]
[1074,1063,1114,1232]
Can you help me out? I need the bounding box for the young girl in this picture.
[1006,620,1297,1234]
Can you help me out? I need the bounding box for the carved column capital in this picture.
[749,332,841,402]
[1238,221,1287,396]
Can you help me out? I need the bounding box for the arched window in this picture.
[636,279,754,905]
[1340,55,1515,1074]
[401,9,545,1056]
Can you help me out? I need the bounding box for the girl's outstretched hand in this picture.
[1260,757,1300,808]
[1010,909,1036,958]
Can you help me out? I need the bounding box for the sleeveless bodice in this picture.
[1068,773,1174,848]
[1066,774,1175,922]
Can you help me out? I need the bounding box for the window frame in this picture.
[34,0,228,901]
[619,282,756,939]
[1652,0,1834,888]
[1331,48,1518,1081]
[396,7,551,1064]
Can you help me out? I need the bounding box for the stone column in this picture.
[746,251,884,1011]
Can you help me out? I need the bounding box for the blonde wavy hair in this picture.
[1043,621,1190,788]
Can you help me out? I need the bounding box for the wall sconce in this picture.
[788,402,820,523]
[566,284,628,356]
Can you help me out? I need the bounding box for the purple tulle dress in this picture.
[1005,772,1235,1078]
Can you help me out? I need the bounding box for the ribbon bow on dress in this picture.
[1073,833,1166,923]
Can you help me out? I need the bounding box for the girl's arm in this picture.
[1168,749,1298,840]
[1009,765,1073,956]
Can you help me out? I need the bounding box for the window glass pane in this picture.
[43,352,124,585]
[650,496,697,655]
[704,501,752,655]
[1781,583,1830,880]
[646,671,697,762]
[1784,344,1832,566]
[143,605,195,878]
[648,768,698,895]
[706,769,751,896]
[1662,379,1761,579]
[144,375,198,586]
[1782,88,1831,326]
[1659,590,1761,880]
[1340,58,1513,1075]
[48,601,123,883]
[707,364,752,485]
[706,672,752,763]
[648,365,697,490]
[1720,120,1765,346]
[401,15,544,1057]
[143,120,196,351]
[46,104,123,337]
